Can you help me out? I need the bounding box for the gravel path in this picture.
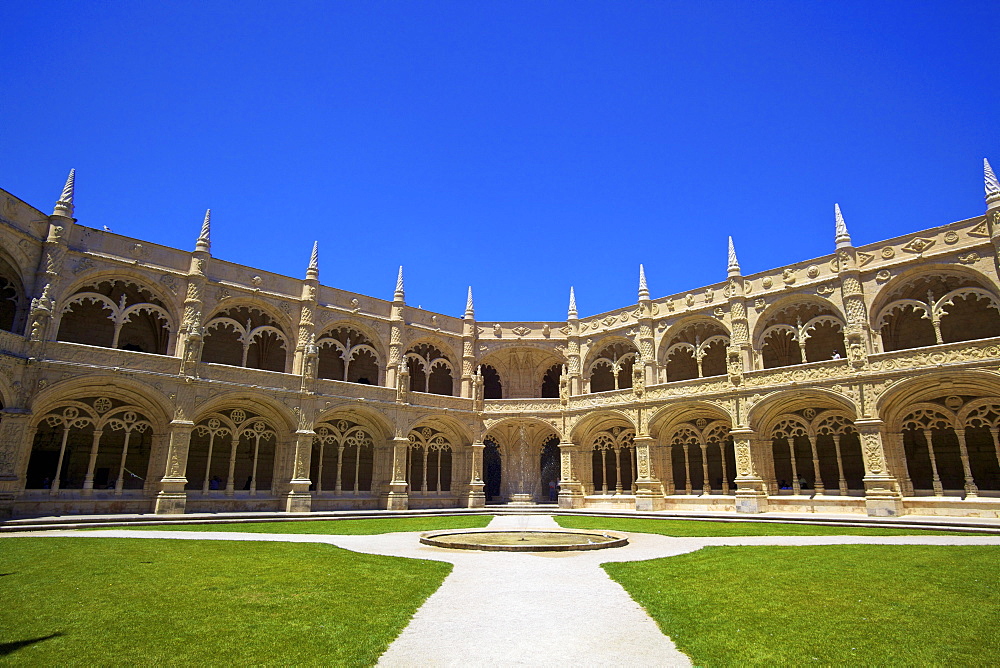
[7,516,1000,667]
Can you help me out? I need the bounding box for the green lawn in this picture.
[102,514,494,534]
[604,545,999,666]
[554,515,965,536]
[0,537,451,666]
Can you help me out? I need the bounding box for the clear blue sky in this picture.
[2,1,998,321]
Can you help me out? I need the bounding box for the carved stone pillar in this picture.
[383,436,410,510]
[731,428,768,513]
[632,435,663,511]
[284,430,314,512]
[155,420,194,514]
[467,441,486,508]
[0,410,33,518]
[557,440,585,508]
[854,419,904,516]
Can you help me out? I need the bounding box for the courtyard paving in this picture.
[8,515,1000,666]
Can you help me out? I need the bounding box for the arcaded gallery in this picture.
[2,161,1000,519]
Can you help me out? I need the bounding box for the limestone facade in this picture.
[3,161,1000,519]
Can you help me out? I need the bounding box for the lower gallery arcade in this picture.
[7,372,1000,519]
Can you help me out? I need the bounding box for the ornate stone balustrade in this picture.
[200,362,300,391]
[408,391,473,411]
[867,338,1000,372]
[0,330,27,357]
[44,341,182,376]
[483,397,562,414]
[313,378,396,403]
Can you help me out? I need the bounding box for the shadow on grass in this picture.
[0,632,64,656]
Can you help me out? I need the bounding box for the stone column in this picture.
[731,428,768,513]
[383,436,410,510]
[467,441,486,508]
[284,430,314,512]
[0,410,33,518]
[632,435,663,511]
[155,420,194,514]
[557,440,585,508]
[854,419,904,516]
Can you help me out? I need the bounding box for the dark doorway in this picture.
[540,435,560,503]
[484,438,502,502]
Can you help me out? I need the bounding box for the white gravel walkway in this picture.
[7,516,1000,667]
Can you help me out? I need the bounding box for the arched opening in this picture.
[203,306,288,372]
[25,397,154,493]
[484,437,502,502]
[589,342,637,393]
[767,409,864,496]
[407,426,453,493]
[590,426,635,494]
[665,419,734,495]
[57,280,171,354]
[0,272,23,333]
[877,275,1000,352]
[540,364,562,398]
[759,303,845,368]
[406,343,453,396]
[481,364,502,399]
[540,435,560,502]
[310,419,375,494]
[317,326,381,384]
[186,409,277,494]
[661,322,729,382]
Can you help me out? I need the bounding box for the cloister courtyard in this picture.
[2,510,999,666]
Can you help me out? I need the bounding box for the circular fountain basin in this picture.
[419,528,628,552]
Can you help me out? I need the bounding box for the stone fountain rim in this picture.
[418,527,630,552]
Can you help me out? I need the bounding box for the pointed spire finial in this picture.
[568,286,578,318]
[465,286,475,319]
[53,169,75,217]
[834,203,852,248]
[195,209,211,253]
[306,241,319,280]
[727,236,741,276]
[638,264,649,300]
[985,158,1000,208]
[394,266,405,301]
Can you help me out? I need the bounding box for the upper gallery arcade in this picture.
[2,159,1000,519]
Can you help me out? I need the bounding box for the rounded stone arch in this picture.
[478,345,566,399]
[752,294,848,344]
[29,375,173,432]
[318,319,388,363]
[59,269,182,321]
[204,298,295,336]
[192,392,298,435]
[0,247,28,333]
[748,388,859,435]
[582,335,638,375]
[647,400,735,441]
[569,409,636,446]
[656,316,731,363]
[868,264,1000,352]
[313,404,394,442]
[868,263,1000,331]
[55,273,178,355]
[24,379,172,492]
[876,370,1000,429]
[753,295,847,367]
[406,334,460,367]
[405,336,459,396]
[407,414,474,448]
[202,300,293,372]
[483,415,562,442]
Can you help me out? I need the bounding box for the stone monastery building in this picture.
[2,161,1000,520]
